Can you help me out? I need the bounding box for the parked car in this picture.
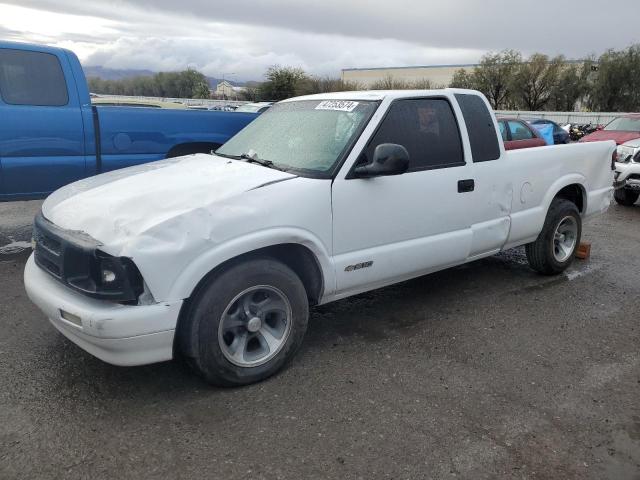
[25,89,615,386]
[613,137,640,206]
[497,117,547,150]
[530,119,571,144]
[580,114,640,145]
[235,102,273,114]
[0,41,258,200]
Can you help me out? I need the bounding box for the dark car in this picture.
[497,118,547,150]
[531,119,570,144]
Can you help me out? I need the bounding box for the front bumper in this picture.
[24,254,182,366]
[614,162,640,190]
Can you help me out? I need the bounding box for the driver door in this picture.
[331,97,474,297]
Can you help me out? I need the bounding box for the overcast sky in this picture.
[1,0,639,81]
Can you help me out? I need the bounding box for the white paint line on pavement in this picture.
[0,241,32,255]
[565,264,601,281]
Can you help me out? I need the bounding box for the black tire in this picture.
[179,258,309,386]
[525,198,582,275]
[614,188,639,206]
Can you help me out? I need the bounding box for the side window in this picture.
[508,121,534,141]
[498,121,508,141]
[362,98,464,172]
[0,49,69,106]
[455,93,501,162]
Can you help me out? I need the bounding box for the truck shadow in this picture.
[37,248,552,402]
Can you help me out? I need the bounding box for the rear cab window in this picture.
[359,98,465,172]
[0,49,69,106]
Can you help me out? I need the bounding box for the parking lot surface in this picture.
[1,203,639,479]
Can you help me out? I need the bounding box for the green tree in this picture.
[88,68,212,99]
[511,54,563,111]
[368,75,436,90]
[470,50,522,109]
[449,68,475,89]
[370,74,410,90]
[588,44,640,112]
[192,81,211,99]
[297,75,362,95]
[259,66,308,101]
[548,61,591,111]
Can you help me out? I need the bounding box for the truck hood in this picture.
[42,154,296,246]
[580,130,640,145]
[619,137,640,148]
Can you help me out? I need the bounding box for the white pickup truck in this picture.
[24,89,616,386]
[614,138,640,206]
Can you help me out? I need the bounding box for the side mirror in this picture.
[354,143,409,178]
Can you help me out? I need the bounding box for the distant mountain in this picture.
[83,66,155,80]
[82,65,249,87]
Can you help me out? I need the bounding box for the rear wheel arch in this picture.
[554,183,586,213]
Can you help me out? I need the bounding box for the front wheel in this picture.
[179,258,309,386]
[526,198,582,275]
[614,188,639,206]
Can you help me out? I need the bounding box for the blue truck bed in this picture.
[0,41,257,200]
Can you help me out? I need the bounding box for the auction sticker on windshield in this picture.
[315,100,359,112]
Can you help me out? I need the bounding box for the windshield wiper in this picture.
[215,150,288,171]
[240,152,274,167]
[239,150,289,172]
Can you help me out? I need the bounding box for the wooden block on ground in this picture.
[575,241,591,260]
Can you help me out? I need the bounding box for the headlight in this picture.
[617,145,640,163]
[617,146,634,162]
[63,252,144,303]
[33,212,144,304]
[93,253,144,302]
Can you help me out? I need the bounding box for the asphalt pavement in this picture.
[0,200,42,254]
[1,202,639,479]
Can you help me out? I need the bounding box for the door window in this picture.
[498,121,508,141]
[508,121,534,140]
[0,49,69,106]
[361,98,464,172]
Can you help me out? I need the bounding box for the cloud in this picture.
[2,0,639,80]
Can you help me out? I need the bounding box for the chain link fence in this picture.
[495,110,627,126]
[93,94,248,108]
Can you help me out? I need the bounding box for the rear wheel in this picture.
[179,258,309,386]
[614,188,639,206]
[526,198,582,275]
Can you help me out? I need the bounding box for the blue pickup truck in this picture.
[0,41,257,200]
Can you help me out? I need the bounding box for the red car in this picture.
[580,114,640,145]
[497,117,547,150]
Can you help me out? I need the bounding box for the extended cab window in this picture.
[0,49,69,106]
[455,93,500,162]
[361,98,464,171]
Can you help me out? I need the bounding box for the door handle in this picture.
[458,179,475,193]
